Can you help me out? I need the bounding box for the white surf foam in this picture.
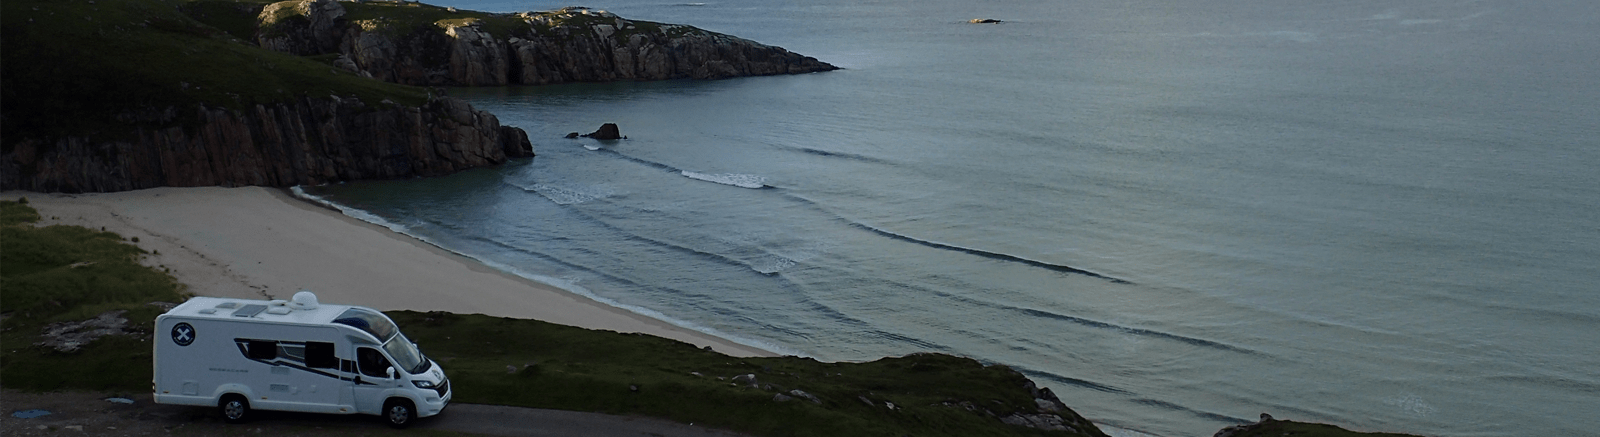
[681,171,767,189]
[290,186,412,234]
[529,183,601,205]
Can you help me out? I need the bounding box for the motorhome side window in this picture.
[276,343,306,361]
[246,340,277,360]
[357,347,393,378]
[304,341,337,369]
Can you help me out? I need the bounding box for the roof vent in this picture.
[290,290,320,310]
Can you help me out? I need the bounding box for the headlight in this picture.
[412,380,436,389]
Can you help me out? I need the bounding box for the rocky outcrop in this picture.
[582,123,621,140]
[1,96,532,193]
[257,1,838,87]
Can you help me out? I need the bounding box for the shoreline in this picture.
[2,187,774,358]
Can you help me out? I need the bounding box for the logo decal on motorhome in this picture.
[171,323,195,346]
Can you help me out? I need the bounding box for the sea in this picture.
[295,0,1600,435]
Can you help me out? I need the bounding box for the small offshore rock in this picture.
[565,132,580,139]
[970,18,1003,24]
[580,123,622,140]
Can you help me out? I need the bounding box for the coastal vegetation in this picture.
[0,0,425,145]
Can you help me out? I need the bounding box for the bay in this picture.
[302,0,1600,435]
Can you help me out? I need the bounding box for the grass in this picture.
[0,0,426,148]
[392,310,1101,437]
[0,200,188,392]
[333,1,529,40]
[180,0,276,41]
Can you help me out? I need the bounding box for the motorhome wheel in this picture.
[220,395,250,424]
[385,399,415,428]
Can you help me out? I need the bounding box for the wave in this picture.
[509,182,612,205]
[290,187,413,234]
[1012,307,1259,355]
[841,219,1131,284]
[293,186,801,357]
[681,171,769,189]
[783,145,897,166]
[564,145,1132,287]
[510,183,803,277]
[585,147,772,189]
[1133,398,1251,424]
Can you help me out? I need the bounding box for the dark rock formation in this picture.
[581,123,622,140]
[969,18,1003,24]
[1,96,532,193]
[1210,415,1418,437]
[257,1,839,87]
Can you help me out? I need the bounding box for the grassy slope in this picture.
[0,0,425,147]
[0,199,188,392]
[395,310,1098,437]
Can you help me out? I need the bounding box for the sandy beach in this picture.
[3,187,772,358]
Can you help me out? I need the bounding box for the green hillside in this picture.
[0,0,424,146]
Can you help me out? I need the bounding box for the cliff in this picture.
[2,95,531,193]
[0,0,531,193]
[255,1,839,86]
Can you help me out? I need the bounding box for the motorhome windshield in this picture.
[385,333,430,374]
[332,308,397,342]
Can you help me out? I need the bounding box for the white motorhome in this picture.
[153,291,450,427]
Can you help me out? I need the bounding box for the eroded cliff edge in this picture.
[256,1,839,86]
[2,96,532,193]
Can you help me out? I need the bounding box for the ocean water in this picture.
[298,0,1600,435]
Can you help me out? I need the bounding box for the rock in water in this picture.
[582,123,622,140]
[970,18,1003,24]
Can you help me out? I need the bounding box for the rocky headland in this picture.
[1,0,836,193]
[256,0,839,86]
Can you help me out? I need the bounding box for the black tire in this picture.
[219,395,250,424]
[383,398,415,429]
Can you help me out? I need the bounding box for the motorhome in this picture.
[153,291,450,427]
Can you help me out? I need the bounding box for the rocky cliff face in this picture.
[258,1,838,86]
[1,96,532,193]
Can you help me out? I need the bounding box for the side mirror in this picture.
[386,367,397,380]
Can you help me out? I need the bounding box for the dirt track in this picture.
[3,390,748,437]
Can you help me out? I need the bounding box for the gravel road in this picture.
[2,390,749,437]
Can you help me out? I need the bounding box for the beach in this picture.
[2,187,772,358]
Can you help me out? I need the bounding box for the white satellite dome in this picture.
[290,290,320,310]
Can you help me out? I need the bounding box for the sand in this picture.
[3,187,772,358]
